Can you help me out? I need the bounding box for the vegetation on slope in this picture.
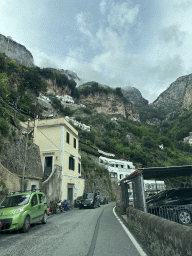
[81,155,119,201]
[1,52,192,188]
[75,112,192,169]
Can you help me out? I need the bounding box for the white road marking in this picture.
[113,207,148,256]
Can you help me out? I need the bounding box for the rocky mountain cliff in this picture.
[78,81,148,106]
[151,73,192,112]
[3,33,192,122]
[78,81,110,89]
[79,91,140,122]
[122,86,148,106]
[0,34,34,67]
[46,67,82,84]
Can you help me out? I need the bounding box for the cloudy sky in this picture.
[1,0,192,102]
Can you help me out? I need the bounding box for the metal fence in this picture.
[147,205,192,225]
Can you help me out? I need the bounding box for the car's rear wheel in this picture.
[21,216,30,233]
[41,211,47,224]
[178,210,191,225]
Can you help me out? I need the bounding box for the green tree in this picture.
[0,120,9,136]
[7,60,20,74]
[0,53,7,72]
[0,73,9,99]
[115,87,123,97]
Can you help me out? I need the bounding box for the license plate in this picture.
[84,204,87,206]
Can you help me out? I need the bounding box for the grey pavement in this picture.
[0,203,149,256]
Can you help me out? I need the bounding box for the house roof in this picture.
[120,165,192,182]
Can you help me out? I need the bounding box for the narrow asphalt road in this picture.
[0,202,149,256]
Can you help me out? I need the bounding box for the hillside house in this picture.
[33,118,85,205]
[56,95,74,104]
[184,132,192,145]
[99,156,135,184]
[65,116,91,132]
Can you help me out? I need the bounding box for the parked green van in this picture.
[0,190,47,232]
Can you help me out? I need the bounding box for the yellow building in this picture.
[33,117,85,205]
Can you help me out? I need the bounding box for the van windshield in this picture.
[86,193,94,199]
[0,194,31,208]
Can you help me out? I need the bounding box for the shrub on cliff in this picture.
[21,68,47,95]
[0,119,9,136]
[0,73,9,100]
[0,53,7,72]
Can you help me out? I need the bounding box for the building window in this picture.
[69,156,75,170]
[121,165,124,168]
[78,163,81,174]
[74,138,76,148]
[116,164,118,167]
[120,174,124,179]
[66,132,70,143]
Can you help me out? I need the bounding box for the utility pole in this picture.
[22,119,30,191]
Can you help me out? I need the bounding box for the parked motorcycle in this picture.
[56,201,64,213]
[62,199,71,211]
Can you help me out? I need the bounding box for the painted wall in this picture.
[33,118,85,203]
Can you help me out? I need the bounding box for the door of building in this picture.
[67,186,73,206]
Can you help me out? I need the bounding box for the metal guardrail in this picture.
[147,205,192,225]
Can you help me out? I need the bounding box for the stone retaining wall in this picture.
[126,207,192,256]
[0,163,20,200]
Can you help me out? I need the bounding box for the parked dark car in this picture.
[100,196,108,205]
[74,196,83,208]
[147,187,192,225]
[79,193,100,209]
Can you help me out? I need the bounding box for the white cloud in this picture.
[100,0,107,15]
[76,12,93,39]
[3,0,192,104]
[108,2,139,28]
[149,55,184,83]
[173,0,192,10]
[160,25,186,47]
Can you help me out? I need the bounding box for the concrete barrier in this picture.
[126,207,192,256]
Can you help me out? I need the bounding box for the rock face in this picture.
[47,68,81,83]
[151,73,192,111]
[45,78,72,96]
[122,86,148,106]
[79,92,140,121]
[78,81,110,89]
[0,34,34,67]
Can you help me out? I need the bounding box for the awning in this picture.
[120,165,192,182]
